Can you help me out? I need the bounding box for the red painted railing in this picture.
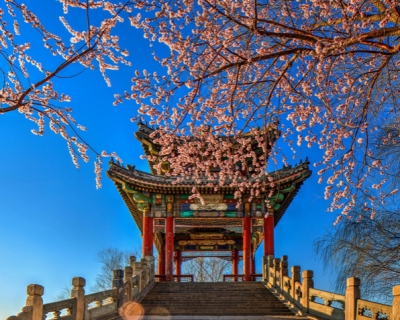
[155,274,194,282]
[222,274,263,282]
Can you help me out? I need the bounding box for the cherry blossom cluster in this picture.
[121,0,400,218]
[0,0,136,187]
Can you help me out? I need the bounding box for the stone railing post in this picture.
[70,277,85,320]
[267,255,274,286]
[393,285,400,320]
[130,256,136,269]
[141,259,149,287]
[134,262,143,291]
[280,255,288,289]
[301,270,314,313]
[26,284,44,320]
[124,266,133,302]
[113,269,124,308]
[273,258,281,289]
[345,277,360,320]
[145,255,155,282]
[262,256,268,282]
[291,266,301,301]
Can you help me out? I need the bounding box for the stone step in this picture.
[135,282,300,317]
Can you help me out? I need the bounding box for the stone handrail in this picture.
[7,255,155,320]
[262,255,400,320]
[309,288,345,320]
[357,299,391,320]
[84,289,116,320]
[43,298,76,319]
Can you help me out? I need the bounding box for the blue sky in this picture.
[0,1,339,317]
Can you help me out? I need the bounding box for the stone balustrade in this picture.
[7,255,155,320]
[263,255,400,320]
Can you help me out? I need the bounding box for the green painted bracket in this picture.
[268,184,295,206]
[122,182,151,209]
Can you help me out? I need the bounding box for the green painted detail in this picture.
[122,183,151,202]
[133,193,151,203]
[273,203,281,210]
[137,203,149,211]
[267,184,296,207]
[122,182,136,194]
[268,193,284,205]
[281,185,296,193]
[152,194,156,204]
[122,183,151,212]
[180,194,189,199]
[180,211,194,217]
[224,194,235,199]
[162,194,166,205]
[224,212,237,217]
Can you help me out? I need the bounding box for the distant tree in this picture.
[91,247,140,292]
[53,285,71,301]
[315,199,400,303]
[183,257,231,282]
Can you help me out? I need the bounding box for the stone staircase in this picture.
[123,281,305,319]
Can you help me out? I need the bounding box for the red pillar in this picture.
[143,215,154,257]
[251,254,256,280]
[232,249,238,281]
[165,216,174,281]
[175,250,182,282]
[243,216,251,281]
[263,213,275,256]
[158,246,165,276]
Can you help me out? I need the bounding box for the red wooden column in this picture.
[251,254,256,280]
[158,246,165,276]
[165,216,174,281]
[142,211,154,257]
[243,216,251,281]
[175,250,182,282]
[232,249,238,282]
[263,212,275,256]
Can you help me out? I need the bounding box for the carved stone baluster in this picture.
[94,300,101,308]
[52,310,61,319]
[324,300,332,307]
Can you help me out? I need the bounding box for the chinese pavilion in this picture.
[107,122,311,281]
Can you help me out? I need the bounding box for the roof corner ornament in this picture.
[127,164,136,171]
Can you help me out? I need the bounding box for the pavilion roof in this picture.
[107,160,311,227]
[134,121,280,175]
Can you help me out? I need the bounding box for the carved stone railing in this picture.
[7,255,155,320]
[262,255,400,320]
[309,288,345,320]
[357,299,391,320]
[43,298,77,320]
